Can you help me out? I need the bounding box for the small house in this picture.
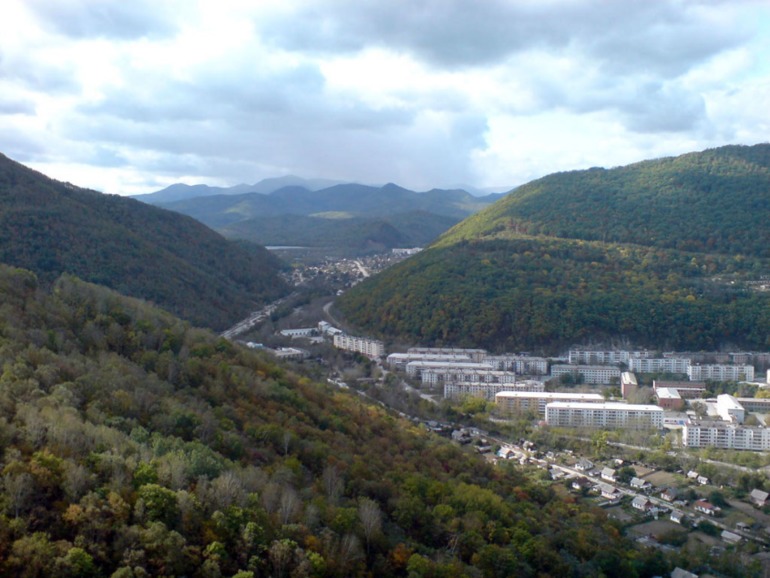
[694,499,720,516]
[660,487,678,502]
[574,458,594,472]
[632,495,652,512]
[721,530,741,545]
[697,475,709,486]
[670,510,685,524]
[671,568,698,578]
[571,477,592,492]
[598,483,620,500]
[630,477,651,491]
[601,467,616,482]
[687,470,699,481]
[750,489,769,508]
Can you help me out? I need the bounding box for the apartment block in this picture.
[568,349,651,365]
[551,364,621,385]
[683,423,770,451]
[333,334,385,358]
[687,364,754,382]
[653,380,706,399]
[496,391,604,416]
[445,381,543,401]
[485,355,549,375]
[628,357,690,374]
[386,352,472,371]
[545,402,664,429]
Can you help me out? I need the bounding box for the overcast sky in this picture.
[2,0,769,196]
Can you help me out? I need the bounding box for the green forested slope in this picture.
[338,144,770,352]
[0,153,288,330]
[0,265,684,576]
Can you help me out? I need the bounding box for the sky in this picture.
[1,0,769,196]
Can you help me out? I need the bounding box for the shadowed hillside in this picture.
[0,153,289,330]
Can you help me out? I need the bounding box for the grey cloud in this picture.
[260,0,745,77]
[24,0,179,40]
[0,97,35,115]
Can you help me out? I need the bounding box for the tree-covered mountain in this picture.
[338,144,770,352]
[134,176,346,204]
[0,265,682,576]
[141,183,502,252]
[0,153,289,331]
[220,211,459,251]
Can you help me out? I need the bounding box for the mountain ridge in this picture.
[0,152,289,330]
[338,143,770,352]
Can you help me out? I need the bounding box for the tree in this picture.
[358,497,382,556]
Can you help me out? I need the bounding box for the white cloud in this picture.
[0,0,769,195]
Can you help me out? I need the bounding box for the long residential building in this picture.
[735,397,770,413]
[496,391,604,416]
[485,355,549,375]
[386,352,472,371]
[445,380,544,401]
[687,364,754,382]
[333,334,385,358]
[407,347,487,362]
[423,368,518,387]
[405,361,494,379]
[568,350,652,365]
[550,364,622,385]
[628,357,690,374]
[683,423,770,451]
[545,402,664,429]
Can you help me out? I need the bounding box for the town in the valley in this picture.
[231,290,770,569]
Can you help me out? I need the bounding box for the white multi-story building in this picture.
[736,397,770,413]
[550,364,621,385]
[687,364,754,382]
[568,350,651,365]
[333,334,385,358]
[716,394,745,424]
[444,381,542,401]
[423,368,517,387]
[683,423,770,451]
[628,357,690,374]
[545,402,664,429]
[485,355,549,375]
[386,352,472,371]
[408,347,487,362]
[405,361,494,379]
[496,391,604,416]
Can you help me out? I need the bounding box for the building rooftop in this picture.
[656,388,682,400]
[496,392,604,401]
[546,402,664,412]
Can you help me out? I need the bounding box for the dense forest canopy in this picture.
[0,265,684,576]
[339,144,770,352]
[0,153,289,331]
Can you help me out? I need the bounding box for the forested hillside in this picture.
[149,184,500,253]
[0,153,288,330]
[338,144,770,352]
[0,265,679,576]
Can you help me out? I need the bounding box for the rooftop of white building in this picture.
[656,388,682,400]
[546,402,664,411]
[496,392,604,401]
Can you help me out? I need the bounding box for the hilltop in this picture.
[338,144,770,352]
[141,183,502,254]
[0,153,289,330]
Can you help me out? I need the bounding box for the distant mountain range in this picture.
[134,175,348,203]
[138,182,506,253]
[0,153,289,330]
[338,144,770,352]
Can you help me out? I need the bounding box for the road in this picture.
[220,292,299,340]
[353,259,370,278]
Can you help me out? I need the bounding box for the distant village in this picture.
[254,323,770,453]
